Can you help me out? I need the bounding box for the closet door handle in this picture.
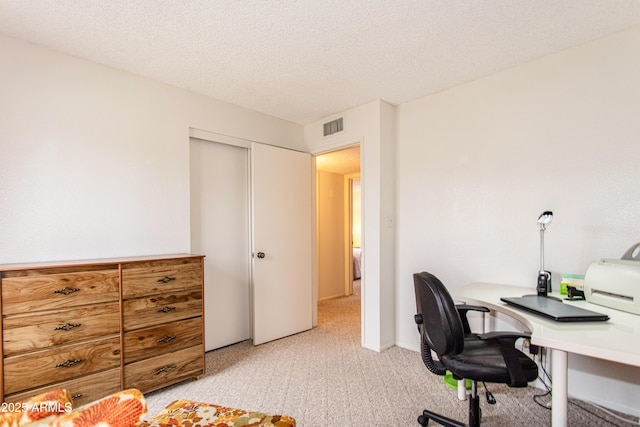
[257,252,266,259]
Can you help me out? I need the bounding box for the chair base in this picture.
[417,410,465,427]
[417,389,481,427]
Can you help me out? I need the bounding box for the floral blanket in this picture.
[1,389,146,427]
[139,400,296,427]
[1,389,295,427]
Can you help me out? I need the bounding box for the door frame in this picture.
[313,144,362,319]
[344,173,360,296]
[312,142,363,340]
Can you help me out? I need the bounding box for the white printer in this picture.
[584,243,640,315]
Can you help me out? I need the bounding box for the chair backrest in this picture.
[413,272,465,356]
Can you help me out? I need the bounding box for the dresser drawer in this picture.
[4,368,121,408]
[3,336,121,395]
[3,303,120,356]
[123,290,202,331]
[122,258,202,298]
[123,317,202,364]
[1,267,119,315]
[124,345,203,393]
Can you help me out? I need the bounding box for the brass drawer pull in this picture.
[55,359,82,368]
[53,287,81,295]
[54,322,82,331]
[157,335,177,344]
[157,306,177,313]
[155,364,177,375]
[156,276,177,284]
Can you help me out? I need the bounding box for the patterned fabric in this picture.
[0,389,73,427]
[3,390,293,427]
[25,389,147,427]
[139,400,296,427]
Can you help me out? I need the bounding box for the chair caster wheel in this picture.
[417,414,430,426]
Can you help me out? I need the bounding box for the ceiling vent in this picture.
[323,117,344,136]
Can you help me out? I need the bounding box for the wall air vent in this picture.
[323,117,344,136]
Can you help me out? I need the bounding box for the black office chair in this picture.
[413,272,538,427]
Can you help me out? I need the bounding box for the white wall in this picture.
[317,170,346,300]
[0,35,303,264]
[395,26,640,415]
[305,100,397,352]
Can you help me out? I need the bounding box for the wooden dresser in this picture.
[0,254,204,406]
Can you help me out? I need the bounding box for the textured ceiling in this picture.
[1,1,640,125]
[316,146,360,175]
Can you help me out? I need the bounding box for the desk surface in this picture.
[455,283,640,367]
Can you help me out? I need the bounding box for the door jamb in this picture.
[344,173,360,296]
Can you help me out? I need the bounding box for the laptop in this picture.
[500,295,609,322]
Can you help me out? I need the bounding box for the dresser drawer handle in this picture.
[53,287,81,295]
[156,276,177,284]
[54,322,82,331]
[155,364,177,375]
[157,335,177,344]
[71,393,83,400]
[157,306,177,313]
[55,359,82,368]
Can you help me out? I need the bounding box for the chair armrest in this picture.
[478,331,532,387]
[478,331,530,341]
[456,304,490,335]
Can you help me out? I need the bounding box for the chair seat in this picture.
[442,339,538,385]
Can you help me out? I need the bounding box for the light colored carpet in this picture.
[144,281,630,426]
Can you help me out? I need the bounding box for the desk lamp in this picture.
[537,211,553,296]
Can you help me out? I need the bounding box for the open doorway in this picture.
[315,145,361,302]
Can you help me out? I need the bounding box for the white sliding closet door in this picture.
[251,143,312,345]
[190,138,250,351]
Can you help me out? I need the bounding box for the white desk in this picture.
[454,283,640,427]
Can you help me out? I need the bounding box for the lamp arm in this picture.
[539,228,545,273]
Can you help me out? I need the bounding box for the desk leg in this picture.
[551,349,568,427]
[457,379,466,400]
